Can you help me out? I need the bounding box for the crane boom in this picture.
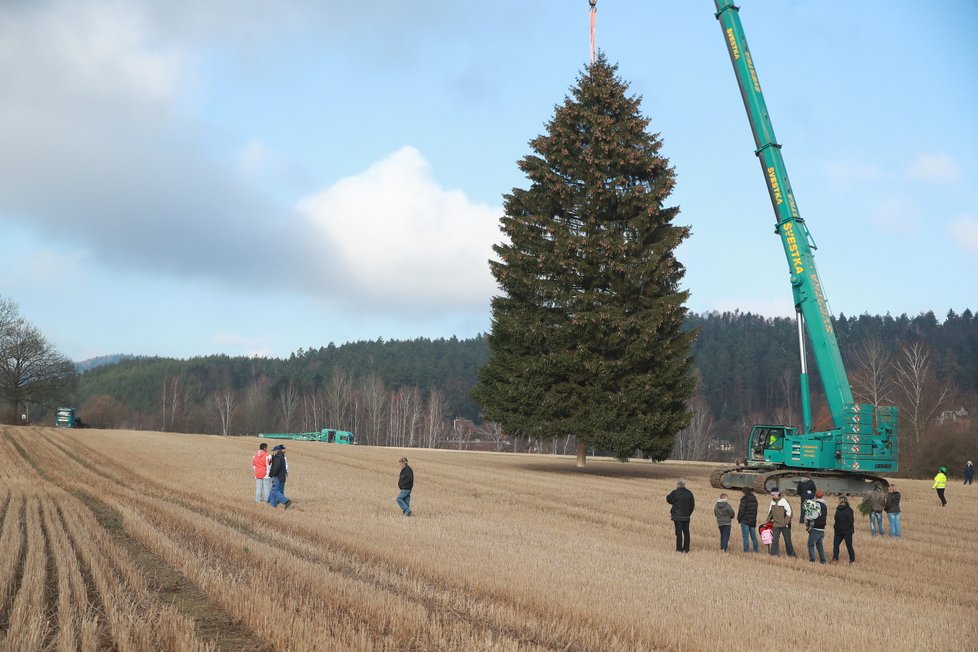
[713,0,852,430]
[707,1,898,495]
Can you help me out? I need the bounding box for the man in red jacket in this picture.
[252,443,271,503]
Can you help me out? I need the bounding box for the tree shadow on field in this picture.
[513,459,706,481]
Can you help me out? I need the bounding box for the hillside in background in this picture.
[69,310,978,474]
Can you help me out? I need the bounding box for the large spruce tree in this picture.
[473,54,696,461]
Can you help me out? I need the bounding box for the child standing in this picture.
[758,521,774,553]
[714,493,736,552]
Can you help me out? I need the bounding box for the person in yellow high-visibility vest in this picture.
[932,466,948,507]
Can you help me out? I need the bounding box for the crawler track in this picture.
[710,466,890,496]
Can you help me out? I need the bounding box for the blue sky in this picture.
[1,1,975,361]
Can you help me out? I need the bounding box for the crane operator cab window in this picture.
[751,426,785,460]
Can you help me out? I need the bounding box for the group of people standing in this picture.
[667,476,908,564]
[252,442,293,509]
[250,443,416,516]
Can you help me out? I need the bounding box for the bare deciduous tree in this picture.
[422,390,448,448]
[849,336,895,408]
[240,378,271,435]
[325,368,353,429]
[277,383,300,432]
[479,421,509,452]
[361,374,386,446]
[893,341,951,445]
[211,387,237,436]
[672,395,714,461]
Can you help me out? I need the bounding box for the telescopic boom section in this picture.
[713,0,853,430]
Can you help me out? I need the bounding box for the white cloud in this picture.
[867,197,919,232]
[948,213,978,254]
[211,333,274,358]
[905,153,961,183]
[297,146,500,313]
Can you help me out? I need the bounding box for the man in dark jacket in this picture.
[666,479,695,553]
[737,488,759,553]
[268,445,292,509]
[396,457,414,516]
[884,484,902,538]
[805,490,828,563]
[831,495,855,563]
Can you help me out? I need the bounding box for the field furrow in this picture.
[2,425,977,651]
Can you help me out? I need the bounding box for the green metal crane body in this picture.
[711,0,897,482]
[258,429,357,444]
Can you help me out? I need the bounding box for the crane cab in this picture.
[748,425,797,463]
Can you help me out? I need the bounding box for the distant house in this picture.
[938,407,969,425]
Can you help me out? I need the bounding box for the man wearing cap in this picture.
[268,444,292,509]
[396,457,414,516]
[766,488,795,557]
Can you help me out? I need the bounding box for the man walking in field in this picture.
[766,488,795,557]
[666,479,695,553]
[252,442,271,503]
[397,457,414,516]
[268,445,292,509]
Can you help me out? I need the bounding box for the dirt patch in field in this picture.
[73,491,273,652]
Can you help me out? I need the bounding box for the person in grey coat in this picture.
[714,493,736,552]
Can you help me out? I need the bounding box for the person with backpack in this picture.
[796,477,816,524]
[884,484,902,538]
[766,488,795,557]
[933,466,948,506]
[714,493,736,552]
[805,489,828,564]
[831,495,855,564]
[252,442,271,503]
[666,479,695,553]
[737,488,759,553]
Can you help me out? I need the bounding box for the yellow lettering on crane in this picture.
[726,28,740,60]
[782,222,805,274]
[810,274,834,334]
[744,51,762,93]
[766,167,783,205]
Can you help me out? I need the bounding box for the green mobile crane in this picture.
[708,0,898,496]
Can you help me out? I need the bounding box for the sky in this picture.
[1,1,975,361]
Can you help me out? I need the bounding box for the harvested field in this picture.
[0,425,975,651]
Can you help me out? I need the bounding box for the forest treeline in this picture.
[69,310,977,475]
